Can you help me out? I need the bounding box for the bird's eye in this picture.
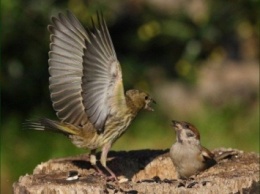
[186,132,194,137]
[145,96,149,100]
[184,124,190,128]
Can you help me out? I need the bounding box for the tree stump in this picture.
[13,148,259,194]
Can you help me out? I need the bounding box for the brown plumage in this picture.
[26,10,155,179]
[170,120,216,179]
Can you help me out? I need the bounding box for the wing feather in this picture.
[48,11,89,126]
[48,10,125,131]
[82,12,125,132]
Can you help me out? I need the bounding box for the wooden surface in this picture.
[13,148,259,194]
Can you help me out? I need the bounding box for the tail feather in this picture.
[24,118,80,136]
[214,149,240,162]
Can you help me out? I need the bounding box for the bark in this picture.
[13,148,259,194]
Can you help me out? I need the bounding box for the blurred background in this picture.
[1,0,259,193]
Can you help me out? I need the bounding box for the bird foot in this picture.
[92,165,117,181]
[92,165,106,176]
[104,166,118,181]
[106,175,117,182]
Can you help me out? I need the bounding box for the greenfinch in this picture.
[27,11,155,179]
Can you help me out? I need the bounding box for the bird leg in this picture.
[90,149,105,176]
[90,147,117,180]
[101,143,117,180]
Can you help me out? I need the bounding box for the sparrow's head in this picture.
[126,89,156,111]
[172,120,200,144]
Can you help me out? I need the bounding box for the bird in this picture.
[169,120,216,179]
[26,10,155,179]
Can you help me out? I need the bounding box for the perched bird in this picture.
[169,120,216,179]
[26,10,155,179]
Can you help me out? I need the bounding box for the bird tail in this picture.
[24,118,80,136]
[214,149,240,162]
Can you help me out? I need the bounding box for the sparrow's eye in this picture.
[145,96,149,100]
[184,124,190,128]
[186,132,194,137]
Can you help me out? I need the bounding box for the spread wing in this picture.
[82,12,125,132]
[48,11,90,126]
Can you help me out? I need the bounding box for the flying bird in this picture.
[27,10,155,179]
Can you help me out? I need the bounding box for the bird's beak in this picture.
[172,120,181,130]
[145,98,156,111]
[172,120,183,143]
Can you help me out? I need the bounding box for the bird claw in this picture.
[106,175,117,182]
[92,164,118,181]
[104,167,118,181]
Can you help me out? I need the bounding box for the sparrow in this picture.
[169,120,216,179]
[26,10,155,179]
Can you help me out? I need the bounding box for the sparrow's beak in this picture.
[172,120,181,130]
[172,120,183,143]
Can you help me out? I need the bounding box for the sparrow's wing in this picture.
[201,146,216,166]
[48,11,90,126]
[82,12,125,132]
